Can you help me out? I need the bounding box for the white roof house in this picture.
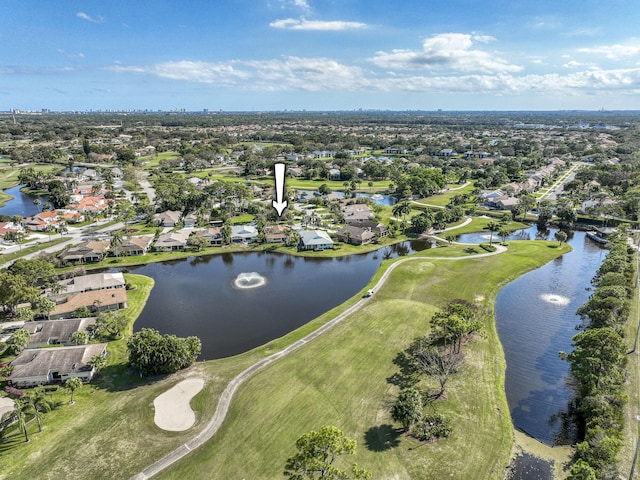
[299,230,334,251]
[57,272,126,295]
[231,225,259,243]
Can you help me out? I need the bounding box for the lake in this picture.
[123,240,431,360]
[491,227,605,445]
[0,185,50,218]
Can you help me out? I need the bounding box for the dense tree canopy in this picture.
[127,328,201,376]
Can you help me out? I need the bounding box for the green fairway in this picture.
[414,182,475,207]
[151,241,570,480]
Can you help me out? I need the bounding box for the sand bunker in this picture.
[0,397,15,417]
[154,378,204,431]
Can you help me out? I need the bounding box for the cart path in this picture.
[132,244,507,480]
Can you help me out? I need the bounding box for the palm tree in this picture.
[485,221,499,246]
[65,377,84,405]
[30,388,54,433]
[33,198,41,212]
[110,229,124,257]
[498,228,510,244]
[88,354,107,375]
[392,201,411,233]
[13,398,33,442]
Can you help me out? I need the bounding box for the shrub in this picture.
[410,413,452,442]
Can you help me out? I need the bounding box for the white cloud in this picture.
[76,12,104,23]
[577,43,640,60]
[293,0,311,13]
[58,49,85,59]
[269,18,368,30]
[563,27,602,37]
[529,56,546,65]
[111,61,250,85]
[371,33,522,74]
[562,60,593,69]
[109,54,640,97]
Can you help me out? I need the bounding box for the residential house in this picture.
[342,204,374,224]
[312,150,334,159]
[183,212,198,228]
[194,227,223,245]
[231,225,259,243]
[299,229,333,251]
[68,195,109,215]
[154,232,189,251]
[264,224,290,244]
[113,235,153,256]
[439,149,458,157]
[495,197,520,211]
[24,211,59,232]
[59,240,110,264]
[336,225,375,245]
[155,210,182,228]
[0,222,22,239]
[328,168,341,180]
[357,220,389,237]
[24,318,97,348]
[48,288,128,320]
[384,147,408,155]
[9,343,108,387]
[287,166,303,177]
[57,272,126,295]
[58,209,84,224]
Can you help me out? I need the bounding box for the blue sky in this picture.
[2,0,640,111]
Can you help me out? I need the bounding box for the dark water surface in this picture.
[0,185,49,217]
[124,241,431,360]
[492,228,605,445]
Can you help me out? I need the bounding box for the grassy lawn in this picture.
[141,151,180,168]
[414,183,475,207]
[442,217,530,237]
[0,239,68,265]
[151,241,570,480]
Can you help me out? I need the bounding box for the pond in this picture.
[122,240,431,360]
[491,226,605,445]
[0,185,50,218]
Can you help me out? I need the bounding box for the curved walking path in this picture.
[132,244,506,479]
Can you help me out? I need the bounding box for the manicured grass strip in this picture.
[0,239,68,265]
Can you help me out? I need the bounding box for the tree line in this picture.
[563,229,636,480]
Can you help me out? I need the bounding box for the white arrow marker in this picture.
[272,162,288,216]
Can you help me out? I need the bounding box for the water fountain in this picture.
[539,293,571,306]
[233,272,267,289]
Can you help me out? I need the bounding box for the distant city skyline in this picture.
[2,0,640,111]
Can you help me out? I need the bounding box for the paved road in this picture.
[132,244,507,480]
[537,162,581,202]
[0,220,124,268]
